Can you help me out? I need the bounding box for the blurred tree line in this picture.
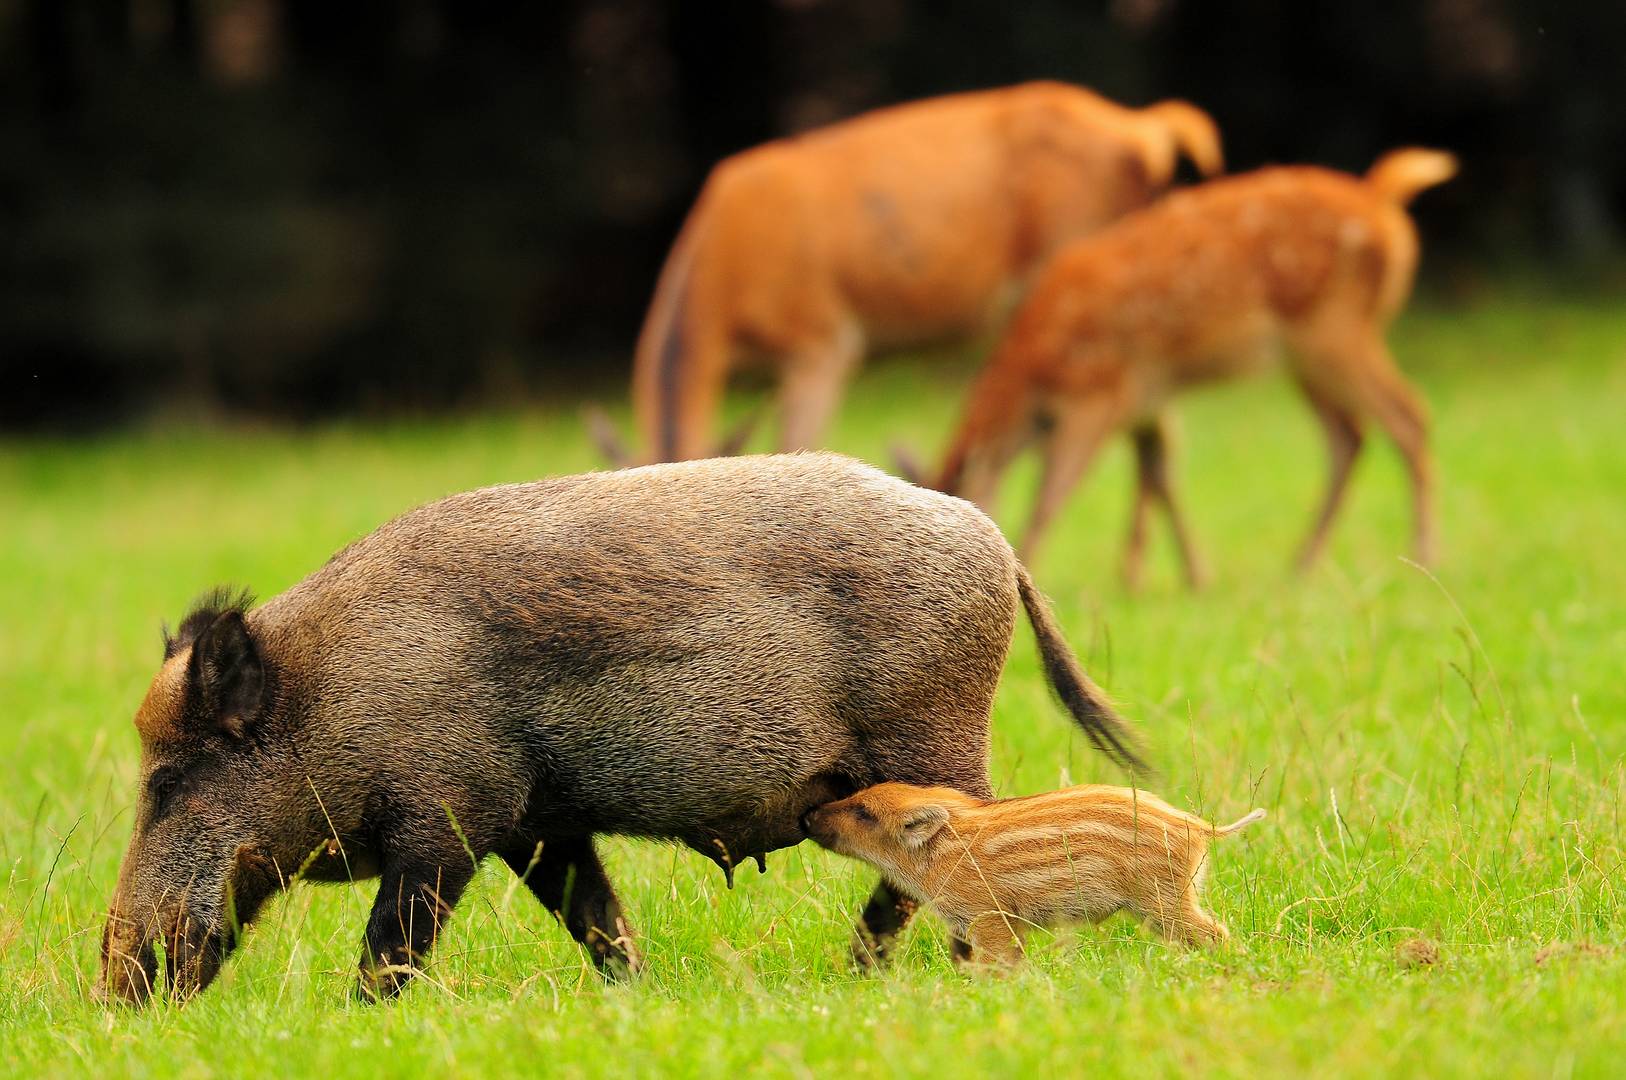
[3,0,1621,427]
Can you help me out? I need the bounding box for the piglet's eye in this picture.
[852,806,876,824]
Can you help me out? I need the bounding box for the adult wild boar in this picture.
[98,453,1145,1004]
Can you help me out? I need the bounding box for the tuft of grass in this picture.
[2,293,1624,1077]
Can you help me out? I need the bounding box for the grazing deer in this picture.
[805,781,1265,966]
[902,149,1457,584]
[590,81,1223,464]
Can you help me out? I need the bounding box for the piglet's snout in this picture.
[801,807,837,841]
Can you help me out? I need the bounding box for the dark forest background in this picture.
[3,0,1623,429]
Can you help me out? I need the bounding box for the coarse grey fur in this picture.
[98,452,1144,1004]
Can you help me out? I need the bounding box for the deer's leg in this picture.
[953,414,1037,514]
[1018,393,1128,564]
[777,324,864,453]
[1125,417,1208,589]
[1292,383,1366,572]
[634,320,734,464]
[1292,326,1433,567]
[1355,346,1436,566]
[1121,431,1157,592]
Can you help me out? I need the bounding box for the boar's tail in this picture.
[1015,563,1151,776]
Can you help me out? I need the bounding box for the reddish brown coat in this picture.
[917,149,1456,582]
[615,82,1222,462]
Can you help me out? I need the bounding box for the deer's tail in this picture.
[1366,148,1458,206]
[1136,99,1225,184]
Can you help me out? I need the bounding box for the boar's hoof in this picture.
[585,921,641,981]
[850,927,888,971]
[355,956,417,1003]
[850,887,920,970]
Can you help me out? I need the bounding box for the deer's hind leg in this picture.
[1291,323,1433,567]
[1355,344,1435,566]
[1123,415,1209,590]
[1292,380,1366,572]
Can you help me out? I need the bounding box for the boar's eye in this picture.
[852,806,876,825]
[147,767,184,822]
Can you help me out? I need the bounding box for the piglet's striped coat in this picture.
[805,781,1264,966]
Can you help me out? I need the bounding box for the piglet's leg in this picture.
[1173,897,1231,946]
[356,839,475,1002]
[964,913,1026,971]
[1142,888,1230,948]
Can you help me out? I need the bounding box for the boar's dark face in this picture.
[98,591,294,1005]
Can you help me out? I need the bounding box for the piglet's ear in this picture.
[188,610,265,738]
[900,805,949,849]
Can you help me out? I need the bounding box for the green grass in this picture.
[3,292,1625,1077]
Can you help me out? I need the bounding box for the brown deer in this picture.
[902,149,1457,584]
[590,81,1223,464]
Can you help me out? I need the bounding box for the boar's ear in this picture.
[187,611,265,739]
[899,805,949,849]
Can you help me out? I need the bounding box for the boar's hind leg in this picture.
[502,837,639,979]
[356,842,476,1002]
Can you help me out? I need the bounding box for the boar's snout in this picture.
[162,915,225,1001]
[97,906,158,1005]
[97,893,227,1005]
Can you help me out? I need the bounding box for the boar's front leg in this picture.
[851,880,974,967]
[501,836,639,978]
[356,836,476,1002]
[852,879,921,968]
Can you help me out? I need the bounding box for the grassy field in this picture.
[3,293,1624,1077]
